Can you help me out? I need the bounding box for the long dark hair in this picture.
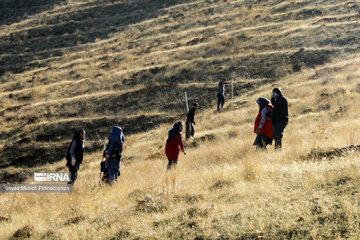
[167,122,182,143]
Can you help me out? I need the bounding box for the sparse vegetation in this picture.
[1,0,360,239]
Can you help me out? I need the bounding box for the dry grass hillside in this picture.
[1,0,359,182]
[0,56,360,239]
[0,0,360,239]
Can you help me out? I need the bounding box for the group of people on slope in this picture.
[164,102,198,172]
[253,88,289,150]
[65,81,288,186]
[164,87,289,175]
[66,126,125,185]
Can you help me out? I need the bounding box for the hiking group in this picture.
[253,88,289,150]
[65,81,288,185]
[66,126,125,185]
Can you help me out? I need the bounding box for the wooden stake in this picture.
[185,91,189,112]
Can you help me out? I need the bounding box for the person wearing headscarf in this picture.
[165,121,186,170]
[254,98,274,149]
[104,126,125,183]
[217,77,230,111]
[271,88,289,149]
[66,128,85,184]
[186,103,198,140]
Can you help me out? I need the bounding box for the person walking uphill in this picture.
[104,126,125,183]
[165,122,186,191]
[165,121,186,170]
[186,103,198,140]
[66,129,85,184]
[271,88,288,149]
[254,98,274,149]
[217,77,229,111]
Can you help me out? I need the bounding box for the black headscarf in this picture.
[167,122,182,143]
[73,129,85,148]
[73,128,84,140]
[256,97,270,110]
[272,88,282,95]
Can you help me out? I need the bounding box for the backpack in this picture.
[100,161,107,173]
[102,141,123,161]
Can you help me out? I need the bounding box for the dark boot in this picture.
[275,138,282,149]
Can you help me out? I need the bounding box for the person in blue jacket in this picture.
[104,126,125,183]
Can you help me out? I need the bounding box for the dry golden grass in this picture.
[1,53,360,239]
[1,0,360,238]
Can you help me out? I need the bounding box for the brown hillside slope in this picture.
[0,0,359,181]
[0,51,359,239]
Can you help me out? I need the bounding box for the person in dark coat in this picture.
[186,103,198,140]
[104,126,125,183]
[165,121,186,170]
[271,88,289,149]
[66,129,85,184]
[217,77,229,111]
[254,98,274,149]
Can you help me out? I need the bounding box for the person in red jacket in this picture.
[254,97,274,149]
[165,121,186,170]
